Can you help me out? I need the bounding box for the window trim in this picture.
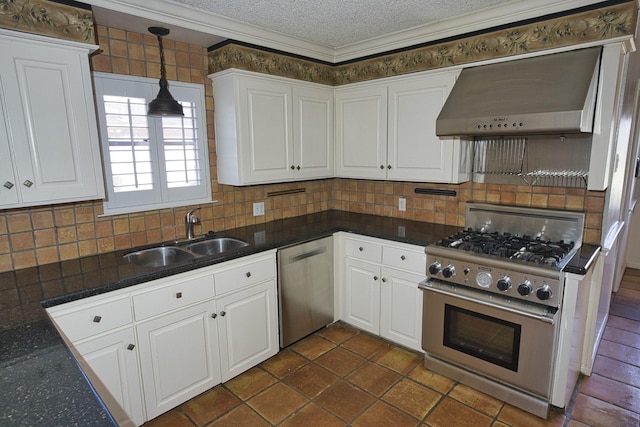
[93,72,212,216]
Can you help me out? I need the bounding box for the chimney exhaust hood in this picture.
[436,47,601,137]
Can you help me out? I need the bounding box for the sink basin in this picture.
[186,237,249,256]
[124,246,196,267]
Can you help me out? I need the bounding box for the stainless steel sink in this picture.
[186,237,249,256]
[124,246,196,267]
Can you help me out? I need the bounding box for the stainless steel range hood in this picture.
[436,47,601,137]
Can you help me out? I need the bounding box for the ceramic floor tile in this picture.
[144,409,194,427]
[224,367,277,401]
[280,403,345,427]
[407,364,455,394]
[346,361,402,397]
[373,346,421,374]
[448,383,503,417]
[283,362,339,398]
[592,354,640,387]
[597,339,640,367]
[579,373,640,413]
[260,348,308,379]
[571,394,640,427]
[180,385,240,425]
[352,401,419,427]
[246,382,308,424]
[381,378,440,420]
[206,404,270,427]
[291,335,336,360]
[497,403,566,427]
[315,346,365,376]
[318,323,359,344]
[341,332,391,358]
[315,380,376,423]
[425,397,492,427]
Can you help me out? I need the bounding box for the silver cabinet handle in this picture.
[246,271,251,278]
[176,292,182,299]
[211,313,217,319]
[400,255,406,260]
[23,180,33,188]
[373,276,379,281]
[93,316,102,323]
[3,181,14,189]
[220,311,226,317]
[127,344,135,351]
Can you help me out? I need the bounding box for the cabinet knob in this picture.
[176,292,183,299]
[92,315,102,323]
[382,278,387,283]
[127,344,135,351]
[211,313,217,319]
[246,271,251,278]
[23,179,33,188]
[296,165,301,170]
[379,165,384,170]
[3,181,14,189]
[358,246,364,252]
[400,255,406,260]
[220,311,226,317]
[373,276,379,281]
[291,165,295,170]
[387,165,392,169]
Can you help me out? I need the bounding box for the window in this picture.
[93,73,211,215]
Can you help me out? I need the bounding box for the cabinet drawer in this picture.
[52,296,132,343]
[215,257,275,295]
[133,274,215,321]
[344,238,382,263]
[383,246,425,274]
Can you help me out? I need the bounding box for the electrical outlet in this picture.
[253,202,265,216]
[398,197,406,212]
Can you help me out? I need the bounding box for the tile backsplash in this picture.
[0,25,605,273]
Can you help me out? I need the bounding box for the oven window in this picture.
[443,304,521,372]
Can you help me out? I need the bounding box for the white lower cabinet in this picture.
[47,251,277,426]
[340,234,425,351]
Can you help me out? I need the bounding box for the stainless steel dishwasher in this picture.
[277,236,333,347]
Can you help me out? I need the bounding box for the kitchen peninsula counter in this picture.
[0,210,600,426]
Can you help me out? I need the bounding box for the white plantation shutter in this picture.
[93,73,211,215]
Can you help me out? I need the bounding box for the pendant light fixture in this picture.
[147,26,184,116]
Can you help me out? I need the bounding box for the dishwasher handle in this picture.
[288,246,327,263]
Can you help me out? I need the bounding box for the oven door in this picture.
[420,279,559,398]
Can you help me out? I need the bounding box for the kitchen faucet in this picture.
[185,207,201,240]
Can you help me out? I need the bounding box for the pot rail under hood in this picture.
[436,47,601,137]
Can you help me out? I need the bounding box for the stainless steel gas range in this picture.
[419,203,585,419]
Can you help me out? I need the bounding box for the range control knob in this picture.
[517,280,532,296]
[428,262,442,275]
[536,285,553,301]
[442,265,456,278]
[496,276,512,291]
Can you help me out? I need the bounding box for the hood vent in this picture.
[436,47,601,137]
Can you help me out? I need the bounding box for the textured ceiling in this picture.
[171,0,511,48]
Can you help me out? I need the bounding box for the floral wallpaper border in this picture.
[208,1,637,85]
[0,0,94,44]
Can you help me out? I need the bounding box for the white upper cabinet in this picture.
[0,30,104,208]
[210,69,333,185]
[335,69,470,183]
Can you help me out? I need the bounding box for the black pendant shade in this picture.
[148,26,184,116]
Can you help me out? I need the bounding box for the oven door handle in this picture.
[419,279,557,325]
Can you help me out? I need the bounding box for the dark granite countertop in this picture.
[0,210,600,426]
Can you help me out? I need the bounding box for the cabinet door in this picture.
[0,35,104,206]
[343,257,381,334]
[237,77,294,183]
[0,75,19,207]
[380,267,424,352]
[293,85,333,179]
[387,72,457,182]
[216,280,278,382]
[74,328,144,427]
[335,86,387,179]
[136,302,221,420]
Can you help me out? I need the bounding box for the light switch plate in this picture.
[399,197,406,212]
[253,202,265,216]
